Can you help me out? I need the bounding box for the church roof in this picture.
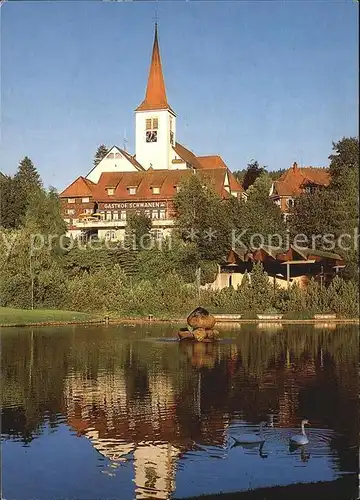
[197,156,227,169]
[173,142,203,169]
[135,24,174,113]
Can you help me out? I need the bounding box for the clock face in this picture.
[146,130,157,143]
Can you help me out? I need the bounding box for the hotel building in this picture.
[60,25,244,241]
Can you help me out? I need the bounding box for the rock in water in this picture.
[177,327,195,340]
[187,307,216,330]
[206,329,220,340]
[193,328,207,342]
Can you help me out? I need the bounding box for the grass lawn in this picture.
[0,307,96,325]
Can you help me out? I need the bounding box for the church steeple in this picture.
[135,24,176,171]
[136,24,172,112]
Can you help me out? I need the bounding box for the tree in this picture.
[268,169,286,181]
[242,160,266,191]
[249,262,274,312]
[94,145,108,166]
[173,175,232,261]
[125,212,152,250]
[236,172,286,248]
[289,137,359,279]
[12,157,42,228]
[25,187,67,236]
[0,174,15,228]
[289,188,335,246]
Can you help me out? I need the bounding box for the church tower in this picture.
[135,24,176,170]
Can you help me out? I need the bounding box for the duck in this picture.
[289,419,310,446]
[232,421,267,445]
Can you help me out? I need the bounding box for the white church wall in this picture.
[87,147,138,183]
[135,109,176,170]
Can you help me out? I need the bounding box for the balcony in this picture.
[73,218,174,229]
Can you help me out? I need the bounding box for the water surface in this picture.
[1,323,358,499]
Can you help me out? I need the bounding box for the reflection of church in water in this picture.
[63,341,233,499]
[64,370,180,499]
[61,332,324,498]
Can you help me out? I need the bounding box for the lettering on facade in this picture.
[103,201,166,210]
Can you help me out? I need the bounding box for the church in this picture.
[60,25,244,241]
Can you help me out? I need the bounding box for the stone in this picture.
[187,307,216,330]
[206,329,220,340]
[177,328,195,341]
[193,328,207,342]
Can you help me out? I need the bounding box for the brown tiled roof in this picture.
[92,172,145,201]
[60,176,95,197]
[196,168,235,199]
[228,171,244,193]
[173,142,203,169]
[197,155,227,169]
[85,170,192,202]
[60,166,244,203]
[274,163,330,197]
[61,144,244,201]
[135,25,174,113]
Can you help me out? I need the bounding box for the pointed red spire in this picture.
[136,24,172,112]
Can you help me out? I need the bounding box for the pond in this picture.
[1,323,358,499]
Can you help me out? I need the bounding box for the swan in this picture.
[232,421,267,445]
[289,419,310,445]
[267,414,275,428]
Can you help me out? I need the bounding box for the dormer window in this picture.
[129,186,137,195]
[145,118,158,143]
[152,187,160,195]
[107,188,115,196]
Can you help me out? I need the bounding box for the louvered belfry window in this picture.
[145,117,158,143]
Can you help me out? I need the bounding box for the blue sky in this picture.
[1,1,358,190]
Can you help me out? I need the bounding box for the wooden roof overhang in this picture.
[225,245,346,269]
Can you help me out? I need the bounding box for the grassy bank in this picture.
[0,307,358,328]
[179,476,357,500]
[0,307,96,326]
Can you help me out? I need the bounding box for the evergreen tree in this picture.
[236,271,252,312]
[12,157,42,228]
[0,174,16,228]
[249,262,274,312]
[94,145,108,166]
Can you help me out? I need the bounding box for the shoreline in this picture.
[0,316,358,329]
[178,475,358,500]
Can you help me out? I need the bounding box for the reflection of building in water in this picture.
[64,370,180,499]
[277,349,317,427]
[134,442,178,499]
